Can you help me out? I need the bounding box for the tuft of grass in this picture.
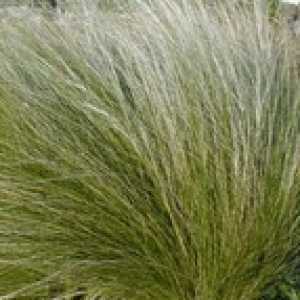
[0,1,299,299]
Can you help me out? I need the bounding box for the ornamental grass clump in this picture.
[0,1,299,299]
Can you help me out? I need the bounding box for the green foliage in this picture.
[260,261,300,300]
[262,273,300,300]
[267,0,280,20]
[0,1,299,299]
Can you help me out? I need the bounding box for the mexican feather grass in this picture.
[0,1,299,299]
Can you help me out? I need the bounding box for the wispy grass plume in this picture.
[0,1,299,299]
